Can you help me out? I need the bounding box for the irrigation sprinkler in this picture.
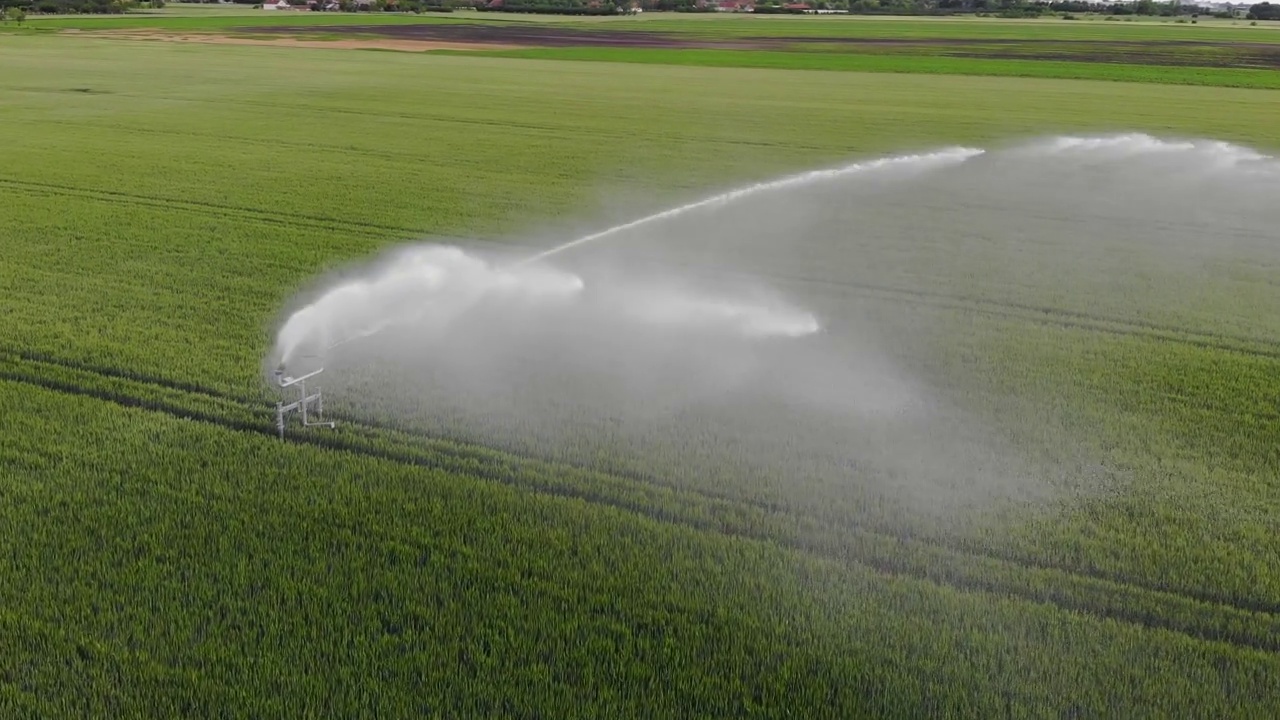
[273,366,335,440]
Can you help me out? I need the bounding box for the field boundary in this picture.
[67,29,531,53]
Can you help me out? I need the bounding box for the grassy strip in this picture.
[587,15,1280,42]
[448,47,1280,88]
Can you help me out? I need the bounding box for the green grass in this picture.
[23,8,1280,43]
[3,28,1280,717]
[459,46,1280,87]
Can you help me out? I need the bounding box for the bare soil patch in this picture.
[238,24,1280,67]
[66,29,528,53]
[240,22,765,50]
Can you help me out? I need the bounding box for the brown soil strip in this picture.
[65,29,528,52]
[240,21,767,49]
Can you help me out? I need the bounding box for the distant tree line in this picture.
[477,0,624,14]
[220,0,464,9]
[158,0,1261,14]
[462,0,1234,16]
[867,0,1219,16]
[0,3,26,21]
[1,0,159,14]
[154,0,1263,15]
[8,0,1259,15]
[1247,1,1280,18]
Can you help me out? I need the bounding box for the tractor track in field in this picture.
[4,366,1279,653]
[791,275,1280,364]
[4,347,1280,650]
[645,252,1280,362]
[16,119,713,196]
[10,89,846,156]
[0,177,438,241]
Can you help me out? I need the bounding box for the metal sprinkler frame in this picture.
[273,367,335,440]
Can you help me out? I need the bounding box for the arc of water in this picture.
[289,146,986,363]
[274,133,1280,372]
[513,146,986,267]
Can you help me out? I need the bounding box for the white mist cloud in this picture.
[264,133,1280,518]
[271,244,823,374]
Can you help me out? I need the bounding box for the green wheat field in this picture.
[2,8,1278,717]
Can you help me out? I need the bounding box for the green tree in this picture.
[1248,1,1280,18]
[14,7,26,24]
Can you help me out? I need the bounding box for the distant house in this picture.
[717,0,755,10]
[1204,1,1249,14]
[782,1,813,10]
[261,0,295,8]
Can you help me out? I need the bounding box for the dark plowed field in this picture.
[241,22,749,49]
[237,22,1280,68]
